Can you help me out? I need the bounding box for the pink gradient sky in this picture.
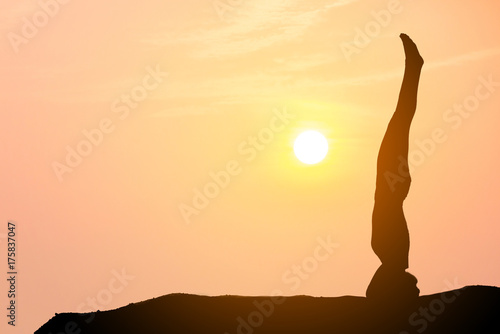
[1,0,500,332]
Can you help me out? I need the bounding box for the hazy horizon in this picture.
[1,0,500,332]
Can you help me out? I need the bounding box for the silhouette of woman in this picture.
[366,34,423,302]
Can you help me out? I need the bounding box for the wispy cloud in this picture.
[141,0,358,59]
[325,46,500,87]
[426,47,500,70]
[150,105,219,118]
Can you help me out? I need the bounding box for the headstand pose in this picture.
[366,34,423,302]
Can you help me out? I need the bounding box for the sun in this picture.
[293,130,329,165]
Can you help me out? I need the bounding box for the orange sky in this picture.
[1,0,500,332]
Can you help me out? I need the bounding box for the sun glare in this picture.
[293,130,329,165]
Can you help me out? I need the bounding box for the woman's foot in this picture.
[400,33,424,68]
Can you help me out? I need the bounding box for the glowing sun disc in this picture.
[293,130,329,164]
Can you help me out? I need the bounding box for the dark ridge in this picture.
[35,285,500,334]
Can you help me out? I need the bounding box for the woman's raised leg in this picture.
[371,33,423,270]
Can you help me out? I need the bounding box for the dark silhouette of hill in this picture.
[35,285,500,334]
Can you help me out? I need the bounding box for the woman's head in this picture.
[366,265,420,304]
